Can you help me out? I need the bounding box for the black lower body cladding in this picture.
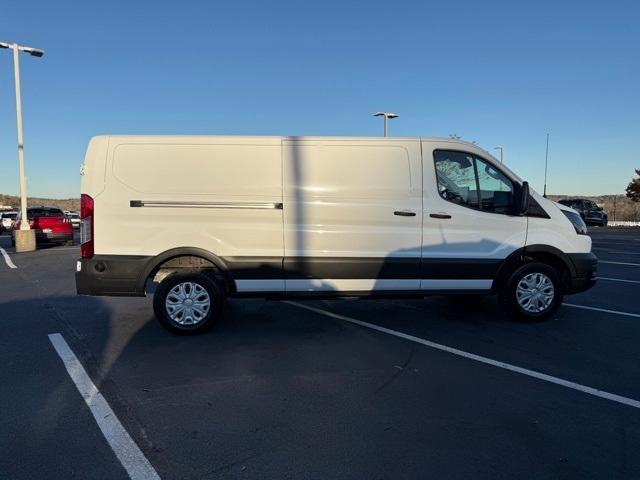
[566,252,598,293]
[75,255,504,297]
[75,252,598,297]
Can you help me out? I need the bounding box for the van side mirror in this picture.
[517,181,530,215]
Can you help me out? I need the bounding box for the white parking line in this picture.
[562,303,640,318]
[0,247,17,269]
[48,333,160,480]
[597,277,640,285]
[285,301,640,410]
[600,260,640,267]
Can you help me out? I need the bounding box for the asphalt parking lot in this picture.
[1,228,639,479]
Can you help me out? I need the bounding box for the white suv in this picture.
[0,211,17,234]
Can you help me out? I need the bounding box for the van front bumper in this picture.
[567,252,598,293]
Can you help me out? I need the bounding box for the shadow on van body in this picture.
[282,137,334,290]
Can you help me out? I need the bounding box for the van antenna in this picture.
[543,133,550,198]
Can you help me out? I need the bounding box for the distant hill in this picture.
[0,194,79,212]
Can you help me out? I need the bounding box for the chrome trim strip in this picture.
[130,200,283,210]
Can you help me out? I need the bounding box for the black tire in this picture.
[153,271,224,335]
[498,262,564,322]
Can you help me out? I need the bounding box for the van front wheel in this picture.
[153,271,224,334]
[498,262,563,322]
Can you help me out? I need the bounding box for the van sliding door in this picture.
[283,139,423,292]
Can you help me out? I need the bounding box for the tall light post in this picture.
[493,145,504,163]
[373,112,398,137]
[0,41,44,252]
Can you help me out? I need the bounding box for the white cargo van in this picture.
[76,136,597,333]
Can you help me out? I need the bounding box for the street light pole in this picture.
[0,41,44,252]
[12,44,29,232]
[493,145,504,163]
[373,112,398,137]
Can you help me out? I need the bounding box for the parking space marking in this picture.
[285,301,640,410]
[598,277,640,285]
[600,260,640,267]
[48,333,160,480]
[563,303,640,318]
[0,247,17,269]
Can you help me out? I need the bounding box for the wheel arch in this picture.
[137,247,235,293]
[493,245,576,292]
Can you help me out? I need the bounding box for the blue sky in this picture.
[0,0,638,198]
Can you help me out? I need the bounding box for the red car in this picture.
[11,206,74,247]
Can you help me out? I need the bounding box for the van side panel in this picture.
[282,139,423,291]
[95,137,284,271]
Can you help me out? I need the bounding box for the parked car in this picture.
[12,206,73,246]
[558,199,608,226]
[76,135,597,334]
[0,211,18,234]
[65,211,81,229]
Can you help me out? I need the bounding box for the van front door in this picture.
[421,144,526,290]
[283,139,423,292]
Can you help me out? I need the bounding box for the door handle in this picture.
[394,210,416,217]
[429,213,452,219]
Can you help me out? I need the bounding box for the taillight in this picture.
[80,194,94,259]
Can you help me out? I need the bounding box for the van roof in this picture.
[84,134,525,196]
[91,134,504,173]
[92,134,480,147]
[90,134,500,169]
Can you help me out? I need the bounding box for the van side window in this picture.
[474,156,514,214]
[434,151,479,208]
[434,150,514,215]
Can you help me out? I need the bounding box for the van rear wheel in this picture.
[498,262,563,322]
[153,271,224,334]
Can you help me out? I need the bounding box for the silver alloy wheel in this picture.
[516,272,555,313]
[165,282,211,325]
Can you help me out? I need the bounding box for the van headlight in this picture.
[562,210,588,235]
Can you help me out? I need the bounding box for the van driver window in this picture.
[433,151,479,208]
[474,156,514,214]
[434,150,514,214]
